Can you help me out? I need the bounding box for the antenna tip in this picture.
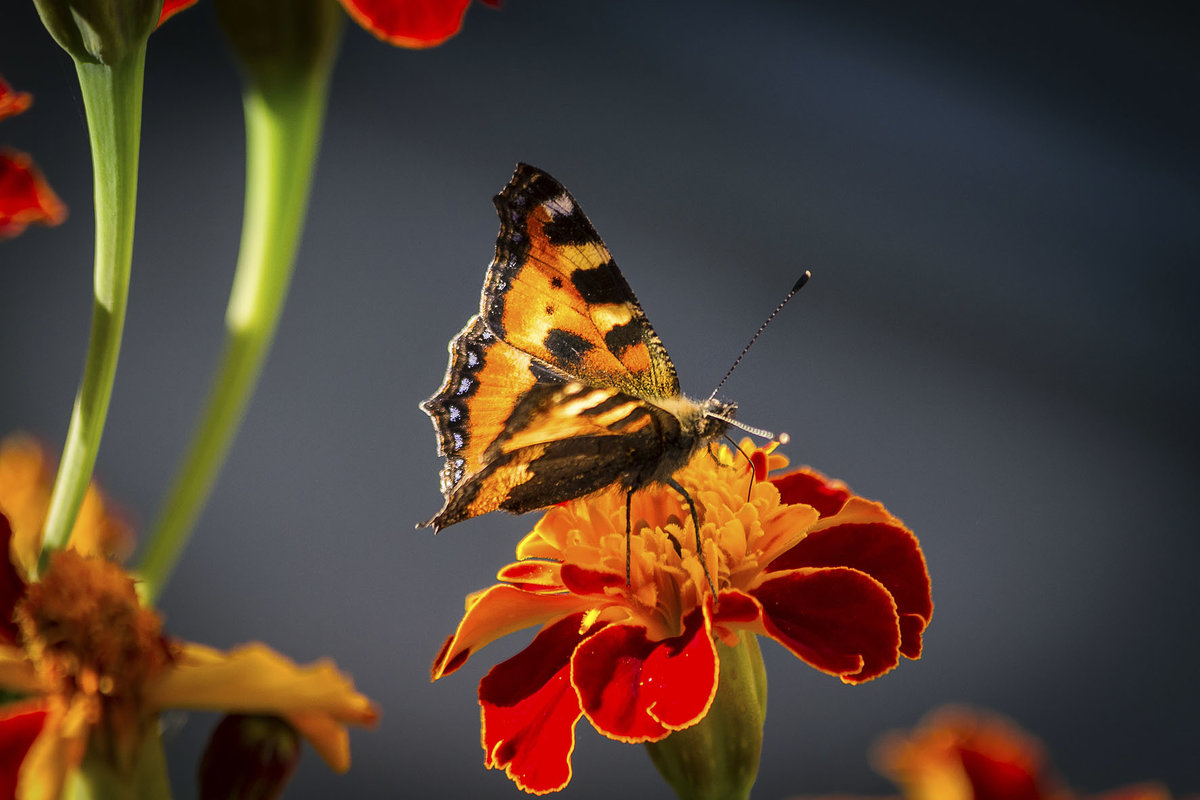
[776,432,790,445]
[791,271,812,294]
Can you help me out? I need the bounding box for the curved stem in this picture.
[136,68,332,605]
[39,53,146,572]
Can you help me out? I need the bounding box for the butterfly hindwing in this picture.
[484,163,680,399]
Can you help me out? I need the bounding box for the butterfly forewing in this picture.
[485,163,680,399]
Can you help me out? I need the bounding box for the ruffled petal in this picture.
[479,614,589,795]
[753,567,901,683]
[0,150,66,240]
[338,0,474,48]
[0,700,46,800]
[768,510,931,659]
[146,643,377,772]
[0,78,32,122]
[431,583,590,679]
[571,606,717,742]
[770,467,852,517]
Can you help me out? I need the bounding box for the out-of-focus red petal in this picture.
[0,514,24,646]
[571,606,717,743]
[753,567,901,683]
[0,78,32,122]
[431,583,589,680]
[479,614,589,795]
[158,0,199,26]
[958,745,1045,800]
[0,700,48,799]
[338,0,475,48]
[771,467,852,517]
[0,150,67,240]
[768,521,931,659]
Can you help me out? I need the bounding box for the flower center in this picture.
[14,550,173,765]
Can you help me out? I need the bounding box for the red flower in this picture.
[868,707,1175,800]
[431,444,932,794]
[341,0,498,47]
[158,0,497,47]
[0,78,66,241]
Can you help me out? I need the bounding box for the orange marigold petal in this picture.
[0,700,47,800]
[0,77,32,122]
[18,696,90,800]
[157,0,198,26]
[338,0,472,48]
[753,567,901,683]
[496,560,563,592]
[479,614,588,795]
[768,520,932,659]
[0,150,67,240]
[571,606,717,743]
[431,583,589,680]
[148,643,378,727]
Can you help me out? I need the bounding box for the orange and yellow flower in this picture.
[431,444,932,794]
[0,78,66,242]
[0,438,378,799]
[799,706,1175,800]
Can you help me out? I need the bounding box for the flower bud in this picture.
[215,0,345,89]
[32,0,162,66]
[199,715,301,800]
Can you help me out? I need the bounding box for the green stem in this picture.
[39,53,146,572]
[136,68,332,605]
[645,632,768,800]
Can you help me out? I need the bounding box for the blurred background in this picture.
[1,1,1197,797]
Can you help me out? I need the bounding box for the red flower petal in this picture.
[0,701,47,799]
[753,567,901,683]
[0,77,32,122]
[0,149,67,240]
[496,560,563,592]
[158,0,199,26]
[560,562,625,596]
[338,0,476,48]
[0,514,24,646]
[479,614,590,795]
[571,606,717,743]
[771,467,852,517]
[768,520,931,659]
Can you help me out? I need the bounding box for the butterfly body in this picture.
[420,164,735,533]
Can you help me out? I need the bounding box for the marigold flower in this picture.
[431,444,932,794]
[0,79,66,242]
[0,512,378,799]
[341,0,499,48]
[0,438,378,798]
[796,706,1174,800]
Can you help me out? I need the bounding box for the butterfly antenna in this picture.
[706,412,790,445]
[707,271,811,402]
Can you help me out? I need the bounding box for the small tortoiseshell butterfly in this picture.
[419,164,802,579]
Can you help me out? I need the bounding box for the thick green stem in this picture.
[39,53,146,571]
[645,632,768,800]
[136,68,332,604]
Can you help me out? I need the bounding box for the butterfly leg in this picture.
[665,477,717,599]
[723,434,756,501]
[625,486,634,586]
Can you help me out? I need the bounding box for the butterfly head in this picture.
[698,399,738,441]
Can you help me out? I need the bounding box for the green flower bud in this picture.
[32,0,162,66]
[199,714,302,800]
[215,0,345,90]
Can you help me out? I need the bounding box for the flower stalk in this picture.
[645,631,768,800]
[38,50,147,571]
[136,0,343,604]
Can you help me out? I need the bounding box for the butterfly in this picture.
[419,164,799,583]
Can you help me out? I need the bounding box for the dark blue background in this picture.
[2,2,1197,797]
